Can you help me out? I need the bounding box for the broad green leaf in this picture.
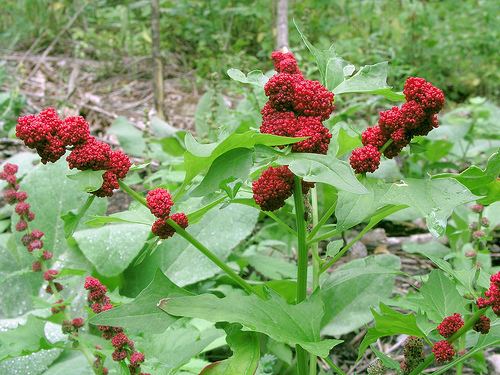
[85,206,154,227]
[200,325,260,375]
[21,159,107,256]
[141,322,223,374]
[107,116,146,156]
[321,255,401,335]
[227,69,268,88]
[44,352,92,375]
[150,116,179,138]
[90,269,191,334]
[0,349,61,375]
[333,62,405,101]
[370,346,400,371]
[402,241,451,258]
[243,254,296,280]
[194,90,230,141]
[66,170,104,193]
[183,131,304,188]
[151,204,258,287]
[73,224,150,277]
[418,270,467,322]
[159,292,343,357]
[433,152,499,205]
[358,304,425,358]
[336,178,477,236]
[191,148,253,197]
[0,316,52,360]
[277,153,368,194]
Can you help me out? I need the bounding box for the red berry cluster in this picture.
[262,51,334,152]
[16,108,131,197]
[477,271,500,316]
[84,276,148,375]
[432,340,455,363]
[252,166,314,212]
[437,313,464,338]
[349,77,444,173]
[146,188,188,239]
[253,51,332,211]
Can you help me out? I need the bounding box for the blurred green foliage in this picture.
[1,0,498,101]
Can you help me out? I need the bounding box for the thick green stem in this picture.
[293,176,309,375]
[320,226,369,273]
[379,138,393,153]
[408,309,486,375]
[322,356,347,375]
[118,180,256,296]
[309,188,320,375]
[65,195,95,238]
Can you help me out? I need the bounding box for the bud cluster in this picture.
[146,188,189,239]
[84,276,149,375]
[350,77,445,173]
[253,51,332,211]
[400,336,424,374]
[16,108,131,197]
[477,271,500,316]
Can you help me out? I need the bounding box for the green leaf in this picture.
[433,152,499,204]
[336,178,477,236]
[370,346,400,371]
[0,152,38,190]
[277,153,368,194]
[163,204,259,286]
[85,206,154,227]
[142,322,224,374]
[321,255,401,335]
[227,69,268,88]
[191,148,253,197]
[418,270,467,322]
[358,304,425,358]
[325,240,343,258]
[243,254,296,280]
[200,325,260,375]
[73,223,150,277]
[402,241,451,258]
[66,170,104,193]
[44,353,92,375]
[90,270,191,334]
[333,62,405,101]
[183,131,304,188]
[20,159,107,256]
[107,116,146,156]
[159,291,342,357]
[0,349,61,375]
[150,116,179,138]
[0,316,52,360]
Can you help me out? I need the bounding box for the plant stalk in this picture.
[293,175,309,375]
[309,187,321,375]
[118,180,256,296]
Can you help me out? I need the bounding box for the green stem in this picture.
[65,195,95,238]
[118,181,256,296]
[166,218,256,295]
[322,356,346,375]
[309,188,320,375]
[408,309,486,375]
[379,138,393,154]
[293,176,309,375]
[308,228,339,245]
[307,199,336,242]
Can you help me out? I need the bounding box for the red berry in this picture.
[264,73,301,111]
[400,100,425,130]
[32,261,42,272]
[42,250,53,260]
[108,150,131,180]
[72,317,85,329]
[3,163,18,175]
[292,117,331,154]
[292,79,334,120]
[27,211,35,221]
[271,51,301,75]
[260,104,299,137]
[432,340,455,363]
[403,77,445,113]
[130,352,145,366]
[15,220,28,232]
[111,332,131,348]
[252,166,294,211]
[361,126,387,148]
[67,138,111,171]
[471,204,484,213]
[16,191,28,202]
[57,116,90,146]
[112,349,127,362]
[31,229,44,239]
[44,269,59,281]
[91,171,119,197]
[3,189,18,204]
[146,188,173,218]
[15,202,30,215]
[349,145,381,174]
[437,313,464,338]
[27,239,43,252]
[379,107,403,136]
[151,212,189,239]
